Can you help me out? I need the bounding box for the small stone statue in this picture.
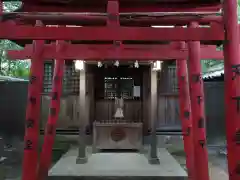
[113,97,124,119]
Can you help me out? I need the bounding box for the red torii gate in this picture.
[8,41,222,180]
[7,41,224,180]
[0,0,239,180]
[6,43,224,60]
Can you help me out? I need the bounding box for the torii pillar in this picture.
[21,21,45,180]
[37,40,65,180]
[176,42,195,180]
[188,22,209,180]
[223,0,240,179]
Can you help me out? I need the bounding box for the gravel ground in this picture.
[167,143,229,180]
[0,140,23,180]
[0,135,229,180]
[0,135,74,180]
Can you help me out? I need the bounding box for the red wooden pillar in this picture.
[223,0,240,179]
[107,0,122,58]
[0,0,2,18]
[176,42,195,180]
[187,22,209,180]
[37,40,65,180]
[107,0,119,27]
[0,0,2,73]
[22,20,45,180]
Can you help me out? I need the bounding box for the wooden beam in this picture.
[7,44,224,60]
[20,3,222,13]
[0,22,224,41]
[5,13,222,26]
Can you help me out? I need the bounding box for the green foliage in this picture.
[0,1,29,79]
[3,1,21,12]
[0,40,30,79]
[202,43,223,71]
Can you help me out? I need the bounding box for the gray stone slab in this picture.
[48,147,187,180]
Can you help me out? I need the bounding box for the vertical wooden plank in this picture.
[143,70,149,133]
[170,97,175,125]
[164,96,168,125]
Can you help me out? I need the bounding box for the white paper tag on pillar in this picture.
[134,86,140,97]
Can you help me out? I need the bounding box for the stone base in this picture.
[148,157,160,164]
[48,146,187,180]
[93,122,143,150]
[76,157,88,164]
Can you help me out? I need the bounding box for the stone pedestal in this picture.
[93,121,143,150]
[49,147,187,180]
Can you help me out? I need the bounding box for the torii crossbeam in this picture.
[0,21,224,41]
[7,43,224,60]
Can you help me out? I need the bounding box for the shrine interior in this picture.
[41,61,172,150]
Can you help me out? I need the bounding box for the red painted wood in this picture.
[20,3,222,13]
[107,1,119,27]
[21,43,217,50]
[21,21,45,180]
[106,0,124,63]
[37,40,65,180]
[0,22,224,40]
[176,41,195,180]
[6,44,223,60]
[9,13,222,26]
[187,22,209,180]
[223,0,240,179]
[0,0,2,14]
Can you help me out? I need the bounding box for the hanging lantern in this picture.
[75,60,84,71]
